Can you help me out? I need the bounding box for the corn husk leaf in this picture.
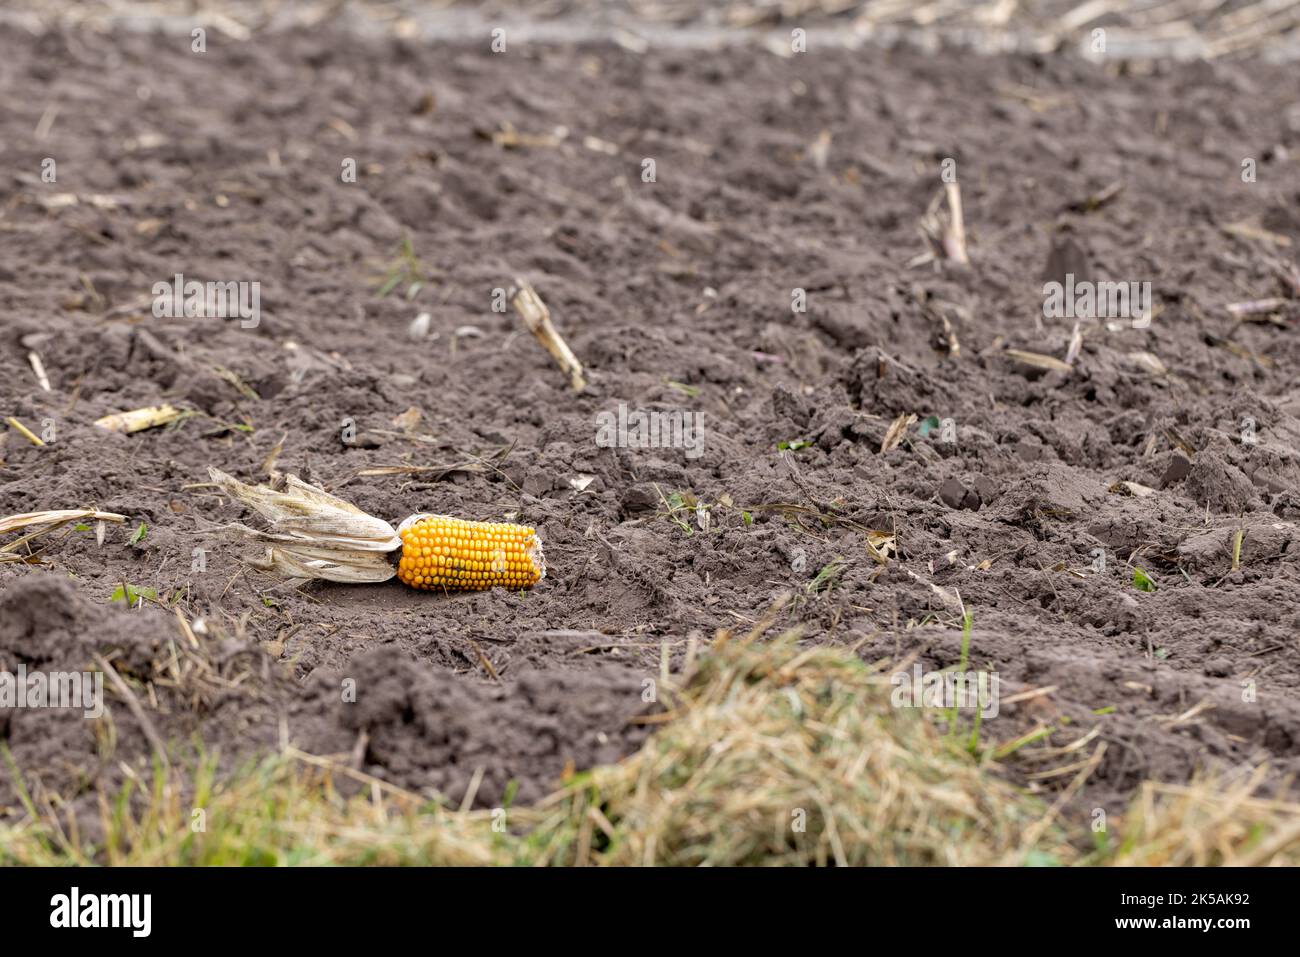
[210,468,401,583]
[210,469,400,549]
[0,509,125,536]
[0,509,127,561]
[232,529,397,583]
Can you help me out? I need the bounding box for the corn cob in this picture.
[209,469,546,591]
[396,515,544,592]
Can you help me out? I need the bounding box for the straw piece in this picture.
[5,417,45,447]
[95,404,183,434]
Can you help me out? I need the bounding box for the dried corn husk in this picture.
[0,509,127,563]
[0,509,126,536]
[210,468,401,583]
[230,527,398,583]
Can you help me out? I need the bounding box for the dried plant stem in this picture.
[5,417,45,447]
[28,352,51,392]
[943,182,969,265]
[92,651,171,769]
[511,278,587,392]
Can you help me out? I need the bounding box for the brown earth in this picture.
[2,18,1300,834]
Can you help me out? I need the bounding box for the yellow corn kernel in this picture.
[395,516,544,592]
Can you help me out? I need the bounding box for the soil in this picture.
[2,15,1300,832]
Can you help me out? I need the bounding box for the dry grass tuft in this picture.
[1107,770,1300,866]
[521,615,1069,866]
[0,752,508,867]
